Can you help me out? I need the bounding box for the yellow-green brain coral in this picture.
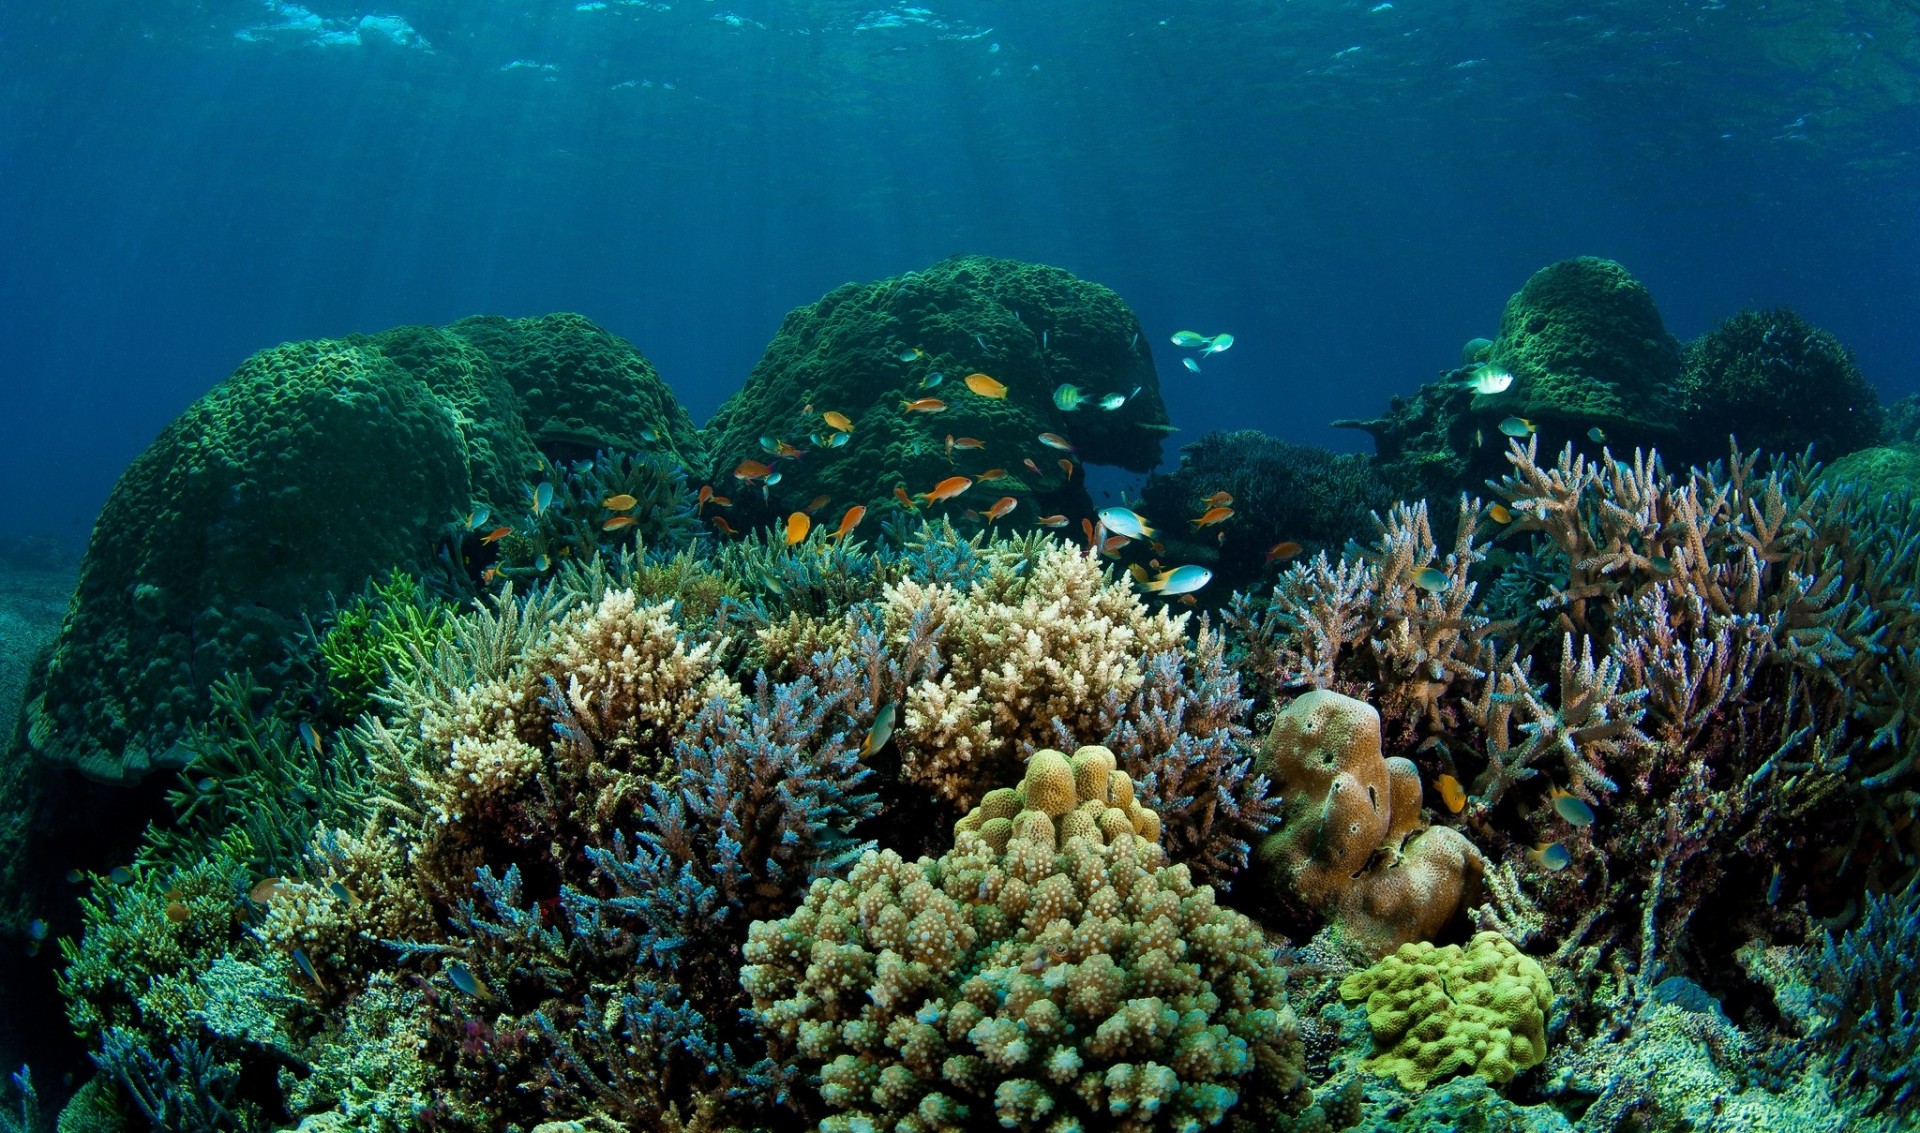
[1338,931,1553,1091]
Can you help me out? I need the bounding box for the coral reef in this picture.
[1675,306,1885,465]
[742,761,1309,1131]
[1811,878,1920,1114]
[1252,689,1486,957]
[1338,932,1551,1091]
[705,254,1171,534]
[1136,431,1396,598]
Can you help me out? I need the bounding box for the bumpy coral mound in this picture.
[1338,932,1552,1091]
[705,254,1171,527]
[956,745,1162,853]
[23,314,699,785]
[1675,306,1884,463]
[1252,690,1484,957]
[743,800,1308,1129]
[1483,257,1682,435]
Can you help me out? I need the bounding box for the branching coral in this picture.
[1813,877,1920,1114]
[742,766,1309,1131]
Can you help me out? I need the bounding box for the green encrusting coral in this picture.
[706,254,1171,531]
[1338,933,1552,1091]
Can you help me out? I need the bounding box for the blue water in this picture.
[4,0,1916,541]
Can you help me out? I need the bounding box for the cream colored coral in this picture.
[886,546,1186,807]
[957,746,1158,853]
[541,590,737,763]
[1339,931,1553,1090]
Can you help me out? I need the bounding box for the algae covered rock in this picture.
[1252,690,1484,958]
[706,255,1171,528]
[22,314,697,785]
[1481,256,1683,434]
[1675,306,1884,463]
[1339,932,1552,1091]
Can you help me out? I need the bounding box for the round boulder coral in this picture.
[1676,306,1884,464]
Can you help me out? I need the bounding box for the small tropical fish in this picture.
[1190,505,1234,528]
[639,427,659,443]
[893,486,918,510]
[696,485,713,510]
[1199,332,1235,356]
[480,526,512,545]
[1498,416,1535,438]
[1024,458,1044,476]
[772,439,805,458]
[291,948,327,991]
[1412,566,1450,591]
[785,512,811,545]
[109,867,133,886]
[901,397,948,413]
[1101,534,1132,557]
[973,333,989,350]
[530,482,554,514]
[535,553,552,572]
[1041,329,1049,350]
[1081,518,1099,550]
[446,962,492,1000]
[1203,491,1233,507]
[1136,564,1213,596]
[1058,458,1075,480]
[1097,507,1156,541]
[1038,432,1076,453]
[1462,364,1515,394]
[823,411,854,432]
[1649,555,1674,576]
[1528,841,1571,872]
[1549,786,1595,827]
[1488,503,1514,524]
[298,720,323,754]
[463,505,491,530]
[828,431,850,448]
[830,504,867,541]
[978,468,1007,481]
[950,435,986,451]
[984,496,1018,522]
[709,494,732,508]
[64,869,82,884]
[918,476,973,503]
[602,515,638,532]
[964,373,1008,399]
[898,346,926,362]
[1053,383,1086,411]
[1170,330,1210,348]
[27,918,48,942]
[1435,774,1467,814]
[1587,426,1607,443]
[1036,514,1068,528]
[1182,357,1201,373]
[1767,864,1783,906]
[328,881,361,907]
[710,516,739,536]
[1130,331,1140,351]
[603,493,638,511]
[922,370,946,389]
[805,494,831,515]
[734,459,773,480]
[1265,540,1303,564]
[860,701,898,758]
[1090,392,1121,411]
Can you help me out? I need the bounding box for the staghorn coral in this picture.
[884,541,1187,808]
[1812,877,1920,1114]
[1252,690,1486,957]
[741,818,1308,1130]
[1338,932,1552,1092]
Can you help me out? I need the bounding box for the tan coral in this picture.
[1253,689,1485,957]
[957,746,1155,853]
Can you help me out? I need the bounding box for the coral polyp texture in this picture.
[742,777,1308,1131]
[1251,689,1485,957]
[1338,932,1553,1090]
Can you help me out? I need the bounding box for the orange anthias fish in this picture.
[479,526,513,545]
[785,512,811,545]
[1489,503,1514,524]
[1204,491,1233,507]
[984,496,1018,522]
[978,468,1006,481]
[901,397,948,413]
[830,504,867,541]
[894,485,918,510]
[964,373,1008,399]
[1036,514,1068,528]
[602,515,638,532]
[709,494,733,508]
[1190,505,1234,528]
[951,436,985,451]
[1265,540,1303,564]
[1082,517,1098,549]
[823,410,854,432]
[696,485,713,511]
[603,493,638,511]
[1024,458,1044,476]
[1038,432,1076,453]
[734,459,774,481]
[805,494,832,515]
[918,475,973,503]
[774,440,806,459]
[1058,458,1075,480]
[711,516,739,536]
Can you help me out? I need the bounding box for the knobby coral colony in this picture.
[47,435,1920,1131]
